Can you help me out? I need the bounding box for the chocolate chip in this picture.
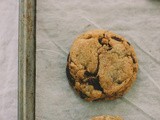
[127,41,130,45]
[84,71,93,77]
[84,70,97,77]
[79,91,88,99]
[114,92,118,96]
[98,37,103,45]
[87,77,103,91]
[107,43,112,51]
[108,43,112,47]
[67,54,70,61]
[111,36,122,42]
[117,80,122,84]
[66,65,75,86]
[131,55,136,63]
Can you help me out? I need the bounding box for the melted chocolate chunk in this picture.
[117,80,122,84]
[127,41,131,45]
[66,65,75,86]
[87,77,103,91]
[84,71,94,77]
[98,37,103,45]
[108,43,112,47]
[111,36,122,42]
[79,91,88,99]
[107,43,112,51]
[131,55,136,63]
[67,54,70,61]
[84,70,97,77]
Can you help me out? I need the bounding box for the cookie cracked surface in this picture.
[66,30,138,101]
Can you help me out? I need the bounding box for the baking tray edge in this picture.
[18,0,36,120]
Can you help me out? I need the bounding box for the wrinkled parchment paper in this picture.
[0,1,18,120]
[36,0,160,120]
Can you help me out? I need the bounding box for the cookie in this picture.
[66,29,138,101]
[91,115,123,120]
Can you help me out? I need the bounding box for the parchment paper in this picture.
[36,0,160,120]
[0,1,18,120]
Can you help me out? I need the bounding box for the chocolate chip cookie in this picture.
[91,115,123,120]
[66,29,138,101]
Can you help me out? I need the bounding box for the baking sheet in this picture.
[36,0,160,120]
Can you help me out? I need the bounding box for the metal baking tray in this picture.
[18,0,160,120]
[18,0,36,120]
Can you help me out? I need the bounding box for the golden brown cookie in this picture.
[66,29,138,101]
[91,115,123,120]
